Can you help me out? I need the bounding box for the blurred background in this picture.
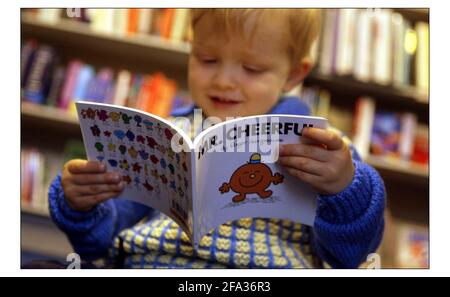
[21,8,429,268]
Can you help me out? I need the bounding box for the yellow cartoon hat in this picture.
[249,153,261,164]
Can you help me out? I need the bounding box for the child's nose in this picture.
[212,65,236,90]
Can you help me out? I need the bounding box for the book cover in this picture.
[370,112,401,157]
[76,101,328,248]
[396,222,429,268]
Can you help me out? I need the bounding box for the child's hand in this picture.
[278,128,355,195]
[61,159,124,212]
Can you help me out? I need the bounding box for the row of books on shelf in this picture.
[22,8,192,44]
[21,141,86,213]
[21,39,187,117]
[300,86,429,167]
[317,9,429,99]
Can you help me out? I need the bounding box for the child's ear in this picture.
[283,58,313,92]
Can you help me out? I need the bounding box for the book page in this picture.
[192,114,327,246]
[75,101,195,237]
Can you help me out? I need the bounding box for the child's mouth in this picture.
[210,96,241,108]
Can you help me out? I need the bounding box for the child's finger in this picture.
[302,128,343,151]
[278,156,324,176]
[279,143,328,161]
[77,182,124,195]
[85,191,122,205]
[71,172,122,185]
[285,167,321,186]
[67,160,106,174]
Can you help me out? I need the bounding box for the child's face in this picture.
[188,13,295,121]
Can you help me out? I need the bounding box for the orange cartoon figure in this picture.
[219,153,284,203]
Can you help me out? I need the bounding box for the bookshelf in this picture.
[21,8,429,268]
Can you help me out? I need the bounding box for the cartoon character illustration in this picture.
[81,108,96,120]
[107,143,116,152]
[113,130,126,141]
[90,125,101,137]
[160,158,167,169]
[132,162,142,173]
[134,115,142,127]
[143,180,154,192]
[150,155,159,165]
[119,159,129,170]
[164,128,174,141]
[150,169,159,179]
[110,112,121,123]
[97,109,109,122]
[160,174,168,184]
[142,119,154,131]
[168,164,175,175]
[122,113,132,125]
[125,130,135,142]
[167,147,175,160]
[136,135,145,144]
[138,149,149,160]
[118,145,127,155]
[122,175,132,185]
[94,142,104,152]
[219,153,284,203]
[155,123,163,139]
[146,136,157,149]
[128,146,138,159]
[169,180,176,191]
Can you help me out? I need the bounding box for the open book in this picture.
[76,101,328,248]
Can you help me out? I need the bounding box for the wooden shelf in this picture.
[304,73,429,122]
[21,101,80,134]
[365,155,429,186]
[21,204,50,218]
[393,8,429,23]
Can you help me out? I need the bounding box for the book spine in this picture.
[352,96,376,159]
[46,64,66,107]
[354,9,372,82]
[372,9,393,85]
[335,9,356,76]
[127,8,139,35]
[137,9,153,34]
[21,39,38,87]
[391,13,406,87]
[58,60,82,110]
[170,9,189,43]
[113,9,128,37]
[23,46,55,104]
[112,70,132,106]
[415,22,429,97]
[399,112,417,161]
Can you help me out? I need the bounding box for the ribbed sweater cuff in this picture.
[316,161,379,225]
[48,172,113,233]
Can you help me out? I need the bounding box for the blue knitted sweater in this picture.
[48,97,386,268]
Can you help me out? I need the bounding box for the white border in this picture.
[3,0,448,276]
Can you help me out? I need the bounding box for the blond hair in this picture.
[190,8,322,64]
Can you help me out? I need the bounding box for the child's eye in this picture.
[199,57,217,64]
[243,65,263,74]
